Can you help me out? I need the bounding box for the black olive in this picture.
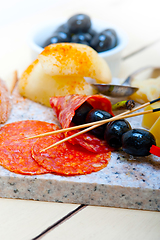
[43,15,118,53]
[43,32,70,47]
[122,129,156,156]
[85,109,113,138]
[67,13,91,33]
[72,101,93,125]
[104,119,132,149]
[88,28,97,38]
[71,33,92,45]
[55,23,71,35]
[73,40,90,46]
[101,28,118,40]
[90,31,117,53]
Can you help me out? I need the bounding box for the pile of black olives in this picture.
[72,101,156,157]
[43,13,118,53]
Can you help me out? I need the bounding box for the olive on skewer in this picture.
[71,100,156,157]
[85,109,113,138]
[104,119,132,149]
[122,129,156,156]
[72,101,93,125]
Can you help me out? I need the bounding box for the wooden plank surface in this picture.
[0,198,79,240]
[119,40,160,78]
[41,206,160,240]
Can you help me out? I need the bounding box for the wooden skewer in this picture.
[26,109,132,140]
[26,97,160,140]
[40,107,160,152]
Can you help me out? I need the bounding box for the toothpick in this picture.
[26,97,160,140]
[40,107,160,152]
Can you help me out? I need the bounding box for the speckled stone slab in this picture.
[0,88,160,211]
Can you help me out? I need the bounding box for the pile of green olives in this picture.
[72,101,156,156]
[43,13,118,53]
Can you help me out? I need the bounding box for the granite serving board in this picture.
[0,88,160,211]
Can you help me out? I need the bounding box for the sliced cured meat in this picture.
[50,94,114,153]
[0,78,12,123]
[0,120,58,175]
[32,135,111,176]
[0,119,111,176]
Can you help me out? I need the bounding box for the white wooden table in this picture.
[0,0,160,239]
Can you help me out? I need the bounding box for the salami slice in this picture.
[50,94,114,153]
[32,135,111,176]
[0,120,59,175]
